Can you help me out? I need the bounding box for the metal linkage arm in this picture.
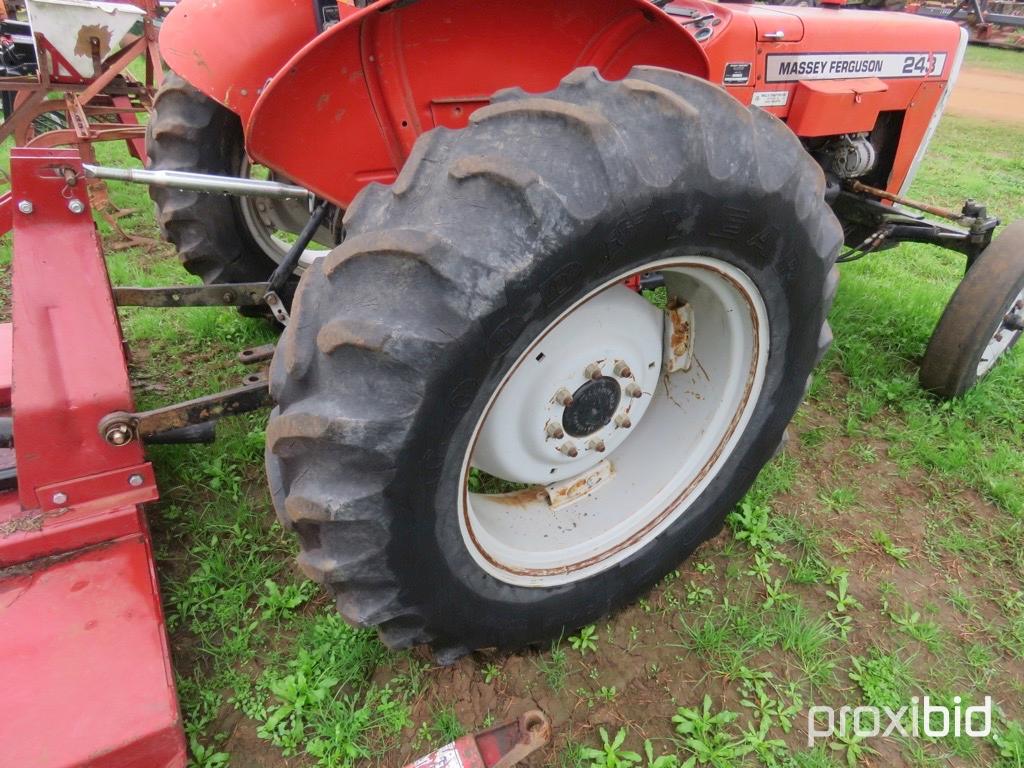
[99,381,273,446]
[82,163,313,200]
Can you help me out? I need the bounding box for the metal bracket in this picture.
[239,343,276,365]
[112,282,269,308]
[99,380,273,446]
[664,300,695,373]
[264,290,291,324]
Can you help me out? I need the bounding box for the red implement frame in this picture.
[0,147,186,768]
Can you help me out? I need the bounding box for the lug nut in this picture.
[584,363,602,381]
[558,442,579,458]
[613,360,632,378]
[615,414,632,429]
[588,439,606,453]
[625,383,643,399]
[545,422,565,439]
[52,492,68,505]
[554,388,574,407]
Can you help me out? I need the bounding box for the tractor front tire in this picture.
[146,72,279,285]
[920,221,1024,399]
[266,67,843,657]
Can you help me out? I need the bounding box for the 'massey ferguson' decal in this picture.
[765,52,948,83]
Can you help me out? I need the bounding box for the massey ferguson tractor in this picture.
[2,2,1023,762]
[134,0,1024,658]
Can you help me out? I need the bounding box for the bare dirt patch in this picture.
[949,65,1024,124]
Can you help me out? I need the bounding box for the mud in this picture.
[948,65,1024,124]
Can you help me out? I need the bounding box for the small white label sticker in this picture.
[765,52,948,83]
[751,91,790,108]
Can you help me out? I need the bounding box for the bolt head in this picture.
[554,388,574,407]
[545,422,565,439]
[584,363,603,381]
[17,200,32,214]
[558,442,579,459]
[51,492,68,505]
[128,474,144,487]
[625,383,643,399]
[588,439,606,453]
[615,414,632,429]
[613,360,632,378]
[68,199,85,214]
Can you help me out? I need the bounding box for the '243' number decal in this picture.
[902,55,937,76]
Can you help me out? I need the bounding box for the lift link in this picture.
[99,380,273,446]
[81,163,313,201]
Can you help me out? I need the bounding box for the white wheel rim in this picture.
[458,257,770,588]
[977,287,1024,378]
[238,157,328,271]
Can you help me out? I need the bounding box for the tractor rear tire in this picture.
[920,221,1024,399]
[146,72,280,285]
[266,67,843,657]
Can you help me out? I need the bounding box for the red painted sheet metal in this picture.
[245,0,709,206]
[0,322,10,405]
[0,530,186,768]
[159,0,327,121]
[10,148,147,513]
[0,191,11,237]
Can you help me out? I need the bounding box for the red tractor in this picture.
[2,2,1022,763]
[129,0,1024,660]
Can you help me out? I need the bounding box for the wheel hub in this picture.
[563,377,622,437]
[470,285,663,485]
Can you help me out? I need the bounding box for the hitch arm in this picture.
[99,380,273,446]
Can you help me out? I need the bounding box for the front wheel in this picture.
[920,221,1024,399]
[266,67,843,656]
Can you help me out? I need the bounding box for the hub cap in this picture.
[459,257,769,587]
[978,289,1024,378]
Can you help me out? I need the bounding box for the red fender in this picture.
[160,0,710,207]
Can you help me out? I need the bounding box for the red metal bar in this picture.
[0,147,185,767]
[0,192,11,238]
[8,148,155,517]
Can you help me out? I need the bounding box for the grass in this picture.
[964,45,1024,74]
[0,61,1022,768]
